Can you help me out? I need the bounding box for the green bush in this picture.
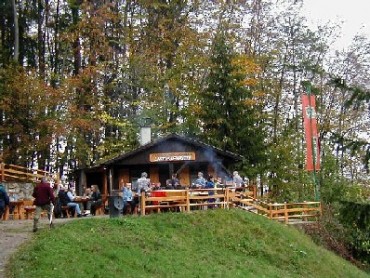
[339,200,370,264]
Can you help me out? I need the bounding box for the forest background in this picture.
[0,0,369,265]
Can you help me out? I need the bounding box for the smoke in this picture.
[203,147,230,179]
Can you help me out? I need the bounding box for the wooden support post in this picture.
[3,206,9,220]
[302,203,308,222]
[225,188,229,209]
[186,189,190,212]
[0,163,4,182]
[284,203,288,224]
[269,204,273,220]
[316,202,322,221]
[141,191,145,216]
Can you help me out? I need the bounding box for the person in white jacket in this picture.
[65,187,83,217]
[136,172,151,194]
[233,171,244,187]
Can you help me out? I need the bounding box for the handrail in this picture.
[237,198,322,224]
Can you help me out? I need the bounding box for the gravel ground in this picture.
[0,219,34,278]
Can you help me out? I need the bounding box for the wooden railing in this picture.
[140,188,249,215]
[2,185,321,224]
[0,163,52,183]
[234,197,322,224]
[139,188,321,224]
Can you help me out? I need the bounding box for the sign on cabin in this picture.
[149,152,196,162]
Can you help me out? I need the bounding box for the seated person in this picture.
[193,172,207,188]
[89,185,102,216]
[151,183,161,191]
[57,187,70,217]
[8,191,19,214]
[214,177,224,188]
[58,186,83,217]
[206,175,215,206]
[122,183,136,214]
[165,179,174,189]
[83,186,92,198]
[168,173,181,189]
[82,186,92,211]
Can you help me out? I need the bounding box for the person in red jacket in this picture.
[32,177,55,232]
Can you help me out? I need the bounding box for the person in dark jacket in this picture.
[32,177,55,232]
[90,184,102,216]
[0,183,10,220]
[58,186,82,217]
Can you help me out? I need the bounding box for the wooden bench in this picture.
[61,206,75,218]
[94,195,108,215]
[24,206,36,219]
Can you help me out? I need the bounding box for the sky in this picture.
[301,0,370,50]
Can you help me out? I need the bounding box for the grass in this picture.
[6,209,369,278]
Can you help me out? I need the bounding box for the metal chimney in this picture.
[140,127,151,145]
[139,117,151,146]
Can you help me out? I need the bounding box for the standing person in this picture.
[137,172,151,194]
[136,172,150,212]
[90,185,102,216]
[52,180,63,218]
[232,171,244,187]
[0,183,10,220]
[32,177,55,232]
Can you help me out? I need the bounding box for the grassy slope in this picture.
[6,209,369,278]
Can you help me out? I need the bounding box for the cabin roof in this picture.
[103,133,243,166]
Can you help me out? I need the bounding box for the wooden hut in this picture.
[75,133,243,196]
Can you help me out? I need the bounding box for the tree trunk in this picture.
[11,0,19,62]
[38,0,45,78]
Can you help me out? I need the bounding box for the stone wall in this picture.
[1,182,35,200]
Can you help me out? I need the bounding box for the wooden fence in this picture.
[140,188,240,214]
[234,197,322,224]
[0,163,52,183]
[139,188,322,224]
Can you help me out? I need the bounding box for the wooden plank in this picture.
[3,173,28,180]
[4,168,31,175]
[145,203,188,209]
[146,197,187,202]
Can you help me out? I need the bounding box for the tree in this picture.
[0,65,64,169]
[198,27,266,175]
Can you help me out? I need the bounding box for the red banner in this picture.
[302,94,320,171]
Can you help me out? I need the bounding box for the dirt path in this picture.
[0,219,34,278]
